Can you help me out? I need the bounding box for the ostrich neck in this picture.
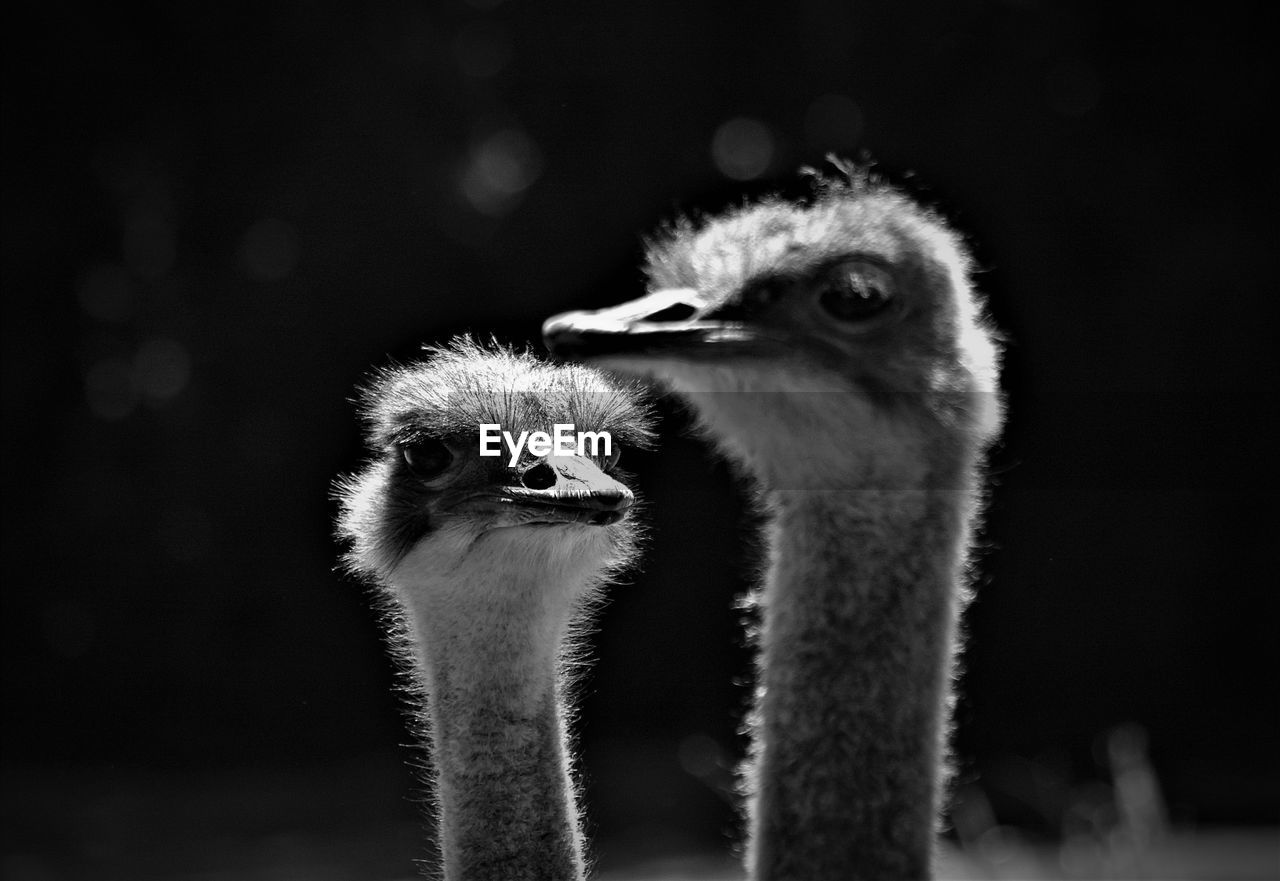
[747,476,976,881]
[396,567,588,881]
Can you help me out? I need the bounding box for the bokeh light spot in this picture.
[460,129,543,216]
[135,338,191,403]
[711,117,774,181]
[239,218,300,281]
[804,94,864,151]
[77,263,135,323]
[676,733,725,779]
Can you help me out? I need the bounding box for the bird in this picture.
[334,337,653,881]
[543,165,1004,880]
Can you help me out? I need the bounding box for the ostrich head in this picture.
[336,338,654,591]
[543,171,1002,490]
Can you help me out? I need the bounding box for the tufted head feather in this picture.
[360,336,654,453]
[544,165,1003,490]
[335,337,655,583]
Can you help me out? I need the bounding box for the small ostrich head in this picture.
[543,170,1002,488]
[336,338,654,590]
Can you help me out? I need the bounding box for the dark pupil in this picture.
[819,272,890,321]
[402,439,453,478]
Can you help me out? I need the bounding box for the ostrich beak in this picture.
[543,288,761,361]
[495,456,634,527]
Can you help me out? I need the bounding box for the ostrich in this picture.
[543,168,1003,879]
[335,338,653,880]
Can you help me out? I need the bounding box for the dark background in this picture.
[3,2,1275,878]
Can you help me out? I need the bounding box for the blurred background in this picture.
[3,1,1276,879]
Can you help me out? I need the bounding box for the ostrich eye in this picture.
[401,439,454,479]
[603,446,622,473]
[817,264,894,322]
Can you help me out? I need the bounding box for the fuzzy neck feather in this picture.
[745,480,977,880]
[643,358,990,881]
[387,526,616,881]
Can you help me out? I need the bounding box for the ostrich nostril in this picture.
[645,303,698,323]
[521,462,557,490]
